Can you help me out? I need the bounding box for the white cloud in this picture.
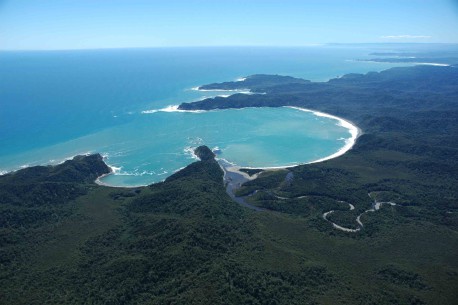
[380,35,432,39]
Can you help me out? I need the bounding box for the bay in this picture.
[0,45,413,186]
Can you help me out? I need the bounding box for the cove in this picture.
[97,106,357,186]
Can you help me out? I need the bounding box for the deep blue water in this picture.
[0,45,417,186]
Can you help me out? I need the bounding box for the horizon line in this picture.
[2,42,458,52]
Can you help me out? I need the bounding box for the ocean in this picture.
[0,45,415,186]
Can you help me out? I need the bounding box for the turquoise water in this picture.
[0,46,413,186]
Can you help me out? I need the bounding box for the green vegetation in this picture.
[1,65,458,304]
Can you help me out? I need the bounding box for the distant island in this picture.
[1,65,458,304]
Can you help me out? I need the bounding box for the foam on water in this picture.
[142,105,205,114]
[416,62,450,66]
[183,146,199,160]
[191,87,252,94]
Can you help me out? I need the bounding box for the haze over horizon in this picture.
[1,0,458,51]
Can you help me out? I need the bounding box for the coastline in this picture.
[95,162,126,187]
[0,151,94,177]
[355,59,450,67]
[94,172,114,186]
[191,86,252,94]
[141,105,205,114]
[232,106,362,170]
[95,170,150,188]
[289,106,362,165]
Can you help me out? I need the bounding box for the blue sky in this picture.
[1,0,457,50]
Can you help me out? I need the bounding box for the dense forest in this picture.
[1,65,458,304]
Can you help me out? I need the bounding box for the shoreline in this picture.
[355,59,450,67]
[191,86,252,93]
[289,106,362,165]
[94,172,114,187]
[225,106,362,170]
[0,151,94,177]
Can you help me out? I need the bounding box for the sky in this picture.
[0,0,458,50]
